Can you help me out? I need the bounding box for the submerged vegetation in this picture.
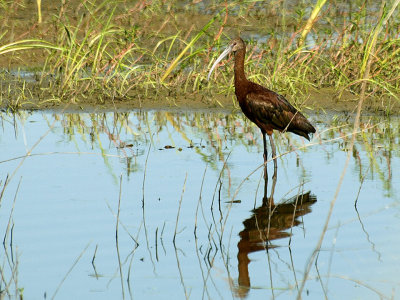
[0,0,399,111]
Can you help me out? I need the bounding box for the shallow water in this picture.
[0,109,399,299]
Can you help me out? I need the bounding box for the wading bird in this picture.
[208,37,315,179]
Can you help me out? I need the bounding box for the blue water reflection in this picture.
[0,110,399,299]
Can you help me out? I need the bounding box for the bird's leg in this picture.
[269,134,277,183]
[262,174,269,205]
[264,134,277,206]
[269,168,277,205]
[262,131,268,201]
[262,131,268,178]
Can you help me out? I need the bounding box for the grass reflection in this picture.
[0,109,398,192]
[38,110,399,194]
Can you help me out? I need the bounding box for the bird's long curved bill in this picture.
[207,45,233,81]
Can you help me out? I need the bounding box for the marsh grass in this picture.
[0,0,399,111]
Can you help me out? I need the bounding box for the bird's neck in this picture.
[234,49,248,96]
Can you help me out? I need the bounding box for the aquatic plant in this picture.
[0,0,399,111]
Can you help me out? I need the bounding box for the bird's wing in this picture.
[246,90,300,131]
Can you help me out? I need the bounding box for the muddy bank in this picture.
[1,86,398,115]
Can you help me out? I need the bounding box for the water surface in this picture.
[0,109,399,299]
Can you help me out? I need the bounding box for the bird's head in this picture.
[207,37,245,81]
[230,37,245,53]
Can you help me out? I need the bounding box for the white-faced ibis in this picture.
[208,37,316,178]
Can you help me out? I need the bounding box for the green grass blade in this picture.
[160,11,222,83]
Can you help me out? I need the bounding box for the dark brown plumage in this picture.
[208,37,316,177]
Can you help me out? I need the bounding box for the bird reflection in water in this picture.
[234,175,317,298]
